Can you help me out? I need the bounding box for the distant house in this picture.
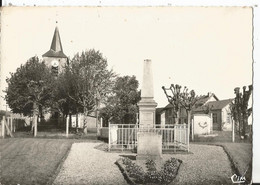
[156,108,164,125]
[157,93,219,126]
[159,104,188,125]
[157,93,234,133]
[194,93,219,108]
[193,99,234,131]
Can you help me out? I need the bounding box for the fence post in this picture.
[66,116,69,138]
[232,118,235,142]
[6,117,10,136]
[4,117,14,138]
[13,119,16,133]
[210,113,213,133]
[187,124,189,152]
[108,122,111,151]
[10,116,13,133]
[2,116,5,138]
[191,119,194,141]
[33,102,37,137]
[34,116,37,137]
[188,112,191,152]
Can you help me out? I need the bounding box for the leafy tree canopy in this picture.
[58,49,115,130]
[5,56,55,116]
[100,75,141,124]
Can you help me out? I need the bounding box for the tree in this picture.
[100,75,141,125]
[5,56,55,136]
[232,85,253,138]
[162,84,182,124]
[162,84,200,140]
[51,67,78,127]
[64,49,115,133]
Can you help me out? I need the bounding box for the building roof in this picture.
[156,107,164,114]
[163,92,218,110]
[42,27,67,58]
[164,103,174,109]
[193,99,234,112]
[195,95,209,105]
[195,93,219,107]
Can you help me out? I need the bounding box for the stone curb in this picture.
[115,158,136,185]
[46,143,73,185]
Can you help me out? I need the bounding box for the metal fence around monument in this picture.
[108,123,189,152]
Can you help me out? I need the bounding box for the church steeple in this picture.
[42,27,67,58]
[42,26,68,75]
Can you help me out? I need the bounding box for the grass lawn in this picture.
[0,138,75,185]
[215,142,252,182]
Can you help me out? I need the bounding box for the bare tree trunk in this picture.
[187,111,191,152]
[232,118,235,142]
[31,117,34,132]
[76,113,78,132]
[83,107,88,134]
[2,116,6,138]
[33,102,38,137]
[239,114,244,138]
[66,115,69,138]
[63,114,66,126]
[242,112,247,138]
[190,113,194,141]
[69,113,72,128]
[175,110,180,124]
[238,114,242,137]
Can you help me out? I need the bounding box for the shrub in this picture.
[122,157,181,184]
[145,159,157,172]
[145,159,161,183]
[122,158,146,183]
[161,158,180,184]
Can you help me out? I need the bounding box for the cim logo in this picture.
[231,174,246,184]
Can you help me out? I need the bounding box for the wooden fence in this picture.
[1,115,27,138]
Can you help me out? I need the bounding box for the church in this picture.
[42,27,68,74]
[41,26,97,132]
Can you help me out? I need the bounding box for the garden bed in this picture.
[116,157,182,185]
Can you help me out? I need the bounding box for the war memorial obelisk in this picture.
[137,59,162,160]
[138,59,158,128]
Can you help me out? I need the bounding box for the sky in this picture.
[0,7,253,109]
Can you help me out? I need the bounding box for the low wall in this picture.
[69,115,97,129]
[100,127,108,139]
[87,127,97,133]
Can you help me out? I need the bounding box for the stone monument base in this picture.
[137,132,162,160]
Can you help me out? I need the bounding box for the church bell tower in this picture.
[42,27,68,75]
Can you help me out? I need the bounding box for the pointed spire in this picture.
[42,26,67,58]
[50,27,63,52]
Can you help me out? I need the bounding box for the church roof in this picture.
[42,27,67,58]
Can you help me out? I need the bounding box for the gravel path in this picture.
[53,143,128,185]
[53,143,233,185]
